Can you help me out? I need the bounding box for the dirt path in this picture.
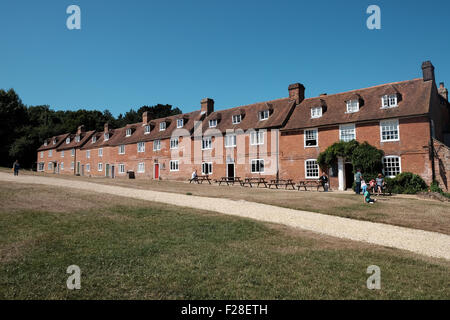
[1,172,449,260]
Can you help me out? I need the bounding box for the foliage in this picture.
[430,181,450,198]
[0,88,181,169]
[385,172,428,194]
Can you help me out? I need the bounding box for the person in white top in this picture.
[191,169,198,181]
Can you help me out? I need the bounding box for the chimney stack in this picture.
[76,125,85,135]
[288,83,305,104]
[104,123,109,133]
[201,98,214,115]
[142,111,149,124]
[422,61,435,82]
[439,82,448,101]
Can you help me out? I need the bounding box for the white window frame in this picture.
[177,119,184,128]
[232,114,241,124]
[66,137,70,144]
[153,139,161,151]
[251,159,264,173]
[75,135,80,143]
[170,137,179,149]
[98,148,103,157]
[138,142,145,153]
[259,110,269,121]
[44,141,48,146]
[304,128,318,147]
[137,162,145,173]
[144,125,151,134]
[311,107,322,119]
[48,162,52,170]
[339,123,356,142]
[170,160,179,172]
[201,162,213,175]
[159,122,166,131]
[305,159,320,179]
[71,162,74,170]
[61,150,64,158]
[250,131,264,145]
[118,164,125,174]
[209,119,217,128]
[53,139,56,145]
[125,128,132,137]
[86,163,90,172]
[40,151,44,158]
[118,145,125,154]
[381,94,398,108]
[98,163,103,172]
[86,150,90,159]
[225,134,237,148]
[48,149,52,157]
[104,133,109,141]
[38,162,44,171]
[346,100,359,113]
[383,156,402,178]
[60,162,64,170]
[380,119,400,142]
[71,148,75,157]
[202,137,212,150]
[92,136,97,143]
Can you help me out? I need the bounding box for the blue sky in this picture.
[1,0,449,116]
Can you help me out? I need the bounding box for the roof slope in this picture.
[56,130,95,151]
[37,133,70,151]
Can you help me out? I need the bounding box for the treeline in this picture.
[0,89,181,169]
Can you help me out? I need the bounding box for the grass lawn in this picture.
[6,168,450,235]
[0,183,449,299]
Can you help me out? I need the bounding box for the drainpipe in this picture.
[429,118,436,183]
[276,129,279,180]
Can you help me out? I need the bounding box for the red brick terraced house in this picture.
[36,61,450,190]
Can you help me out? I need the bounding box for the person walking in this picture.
[13,160,20,176]
[319,172,329,192]
[354,169,362,194]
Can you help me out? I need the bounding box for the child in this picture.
[364,189,377,204]
[369,179,376,193]
[361,179,367,193]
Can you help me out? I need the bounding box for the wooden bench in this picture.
[189,175,211,184]
[216,177,242,186]
[240,177,267,188]
[297,180,322,191]
[268,179,296,190]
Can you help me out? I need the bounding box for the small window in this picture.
[311,107,322,118]
[118,145,125,154]
[170,137,179,149]
[250,131,264,145]
[202,137,212,150]
[60,162,64,170]
[48,162,52,170]
[98,148,103,157]
[75,135,80,143]
[138,142,145,153]
[86,150,90,159]
[383,156,401,177]
[104,133,109,141]
[144,125,151,134]
[259,110,269,121]
[160,122,166,131]
[251,159,264,173]
[126,128,132,137]
[86,163,90,172]
[40,151,44,158]
[137,162,145,173]
[305,159,319,179]
[209,119,217,128]
[53,139,56,145]
[232,114,241,124]
[61,150,64,158]
[304,129,318,147]
[98,163,103,171]
[153,140,161,151]
[44,141,48,146]
[118,164,125,174]
[382,95,398,108]
[170,160,179,172]
[225,134,236,148]
[177,119,184,128]
[346,100,359,113]
[202,162,213,175]
[71,148,75,157]
[48,149,53,157]
[92,136,97,143]
[38,162,44,171]
[380,119,399,142]
[66,137,70,144]
[71,162,74,170]
[339,124,356,142]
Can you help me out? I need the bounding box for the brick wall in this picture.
[433,139,450,191]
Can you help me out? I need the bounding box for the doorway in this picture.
[76,162,81,175]
[81,165,84,176]
[227,163,235,179]
[105,164,110,177]
[154,163,160,179]
[111,165,115,179]
[344,163,354,190]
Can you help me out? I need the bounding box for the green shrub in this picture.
[385,172,428,194]
[430,181,450,199]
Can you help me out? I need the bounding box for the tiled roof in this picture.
[282,79,432,131]
[37,133,70,151]
[56,130,95,151]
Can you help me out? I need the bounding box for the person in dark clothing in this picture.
[319,172,329,192]
[13,160,20,176]
[354,169,362,194]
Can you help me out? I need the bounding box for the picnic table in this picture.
[268,179,296,190]
[297,180,323,191]
[240,177,267,188]
[216,177,242,186]
[189,175,212,184]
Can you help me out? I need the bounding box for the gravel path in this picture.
[1,172,449,260]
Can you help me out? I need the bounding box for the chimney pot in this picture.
[104,123,109,133]
[142,111,148,124]
[288,83,305,104]
[76,125,85,135]
[201,98,214,115]
[422,61,435,82]
[438,82,448,101]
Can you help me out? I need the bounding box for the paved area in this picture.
[1,172,449,260]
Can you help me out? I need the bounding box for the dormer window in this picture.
[75,135,80,143]
[232,114,241,124]
[126,128,132,137]
[311,107,322,119]
[44,141,48,146]
[346,100,359,113]
[382,94,398,108]
[144,125,151,134]
[259,110,269,121]
[104,133,109,141]
[92,136,97,143]
[209,119,217,128]
[177,119,184,128]
[66,137,70,144]
[160,122,166,131]
[53,139,56,145]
